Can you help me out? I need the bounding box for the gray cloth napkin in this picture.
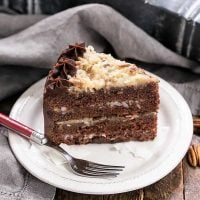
[0,3,200,200]
[0,128,56,200]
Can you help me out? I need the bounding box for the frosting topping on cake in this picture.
[69,46,158,92]
[46,43,158,91]
[46,43,86,89]
[58,42,86,61]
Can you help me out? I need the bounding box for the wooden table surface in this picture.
[1,97,199,200]
[54,128,200,200]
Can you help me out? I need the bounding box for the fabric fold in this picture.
[0,4,199,71]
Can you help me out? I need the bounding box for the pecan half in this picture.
[187,145,200,167]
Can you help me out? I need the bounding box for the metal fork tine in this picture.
[88,162,125,169]
[82,170,120,176]
[72,170,119,177]
[84,167,121,173]
[86,166,123,172]
[49,143,125,177]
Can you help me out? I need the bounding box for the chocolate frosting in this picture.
[58,42,86,61]
[46,42,86,90]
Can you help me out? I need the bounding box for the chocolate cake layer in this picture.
[44,82,159,120]
[46,112,157,144]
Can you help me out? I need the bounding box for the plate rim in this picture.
[8,77,193,194]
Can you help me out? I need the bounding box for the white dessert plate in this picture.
[8,77,193,195]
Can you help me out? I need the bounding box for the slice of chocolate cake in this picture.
[43,43,159,145]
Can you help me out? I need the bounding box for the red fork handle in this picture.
[0,113,33,137]
[0,113,47,145]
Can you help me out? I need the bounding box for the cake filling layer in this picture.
[56,112,156,127]
[61,130,153,142]
[53,99,143,114]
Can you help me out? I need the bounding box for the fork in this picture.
[0,113,124,178]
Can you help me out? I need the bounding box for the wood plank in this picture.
[143,163,183,200]
[55,189,142,200]
[183,135,200,200]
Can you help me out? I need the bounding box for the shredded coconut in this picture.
[68,46,158,92]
